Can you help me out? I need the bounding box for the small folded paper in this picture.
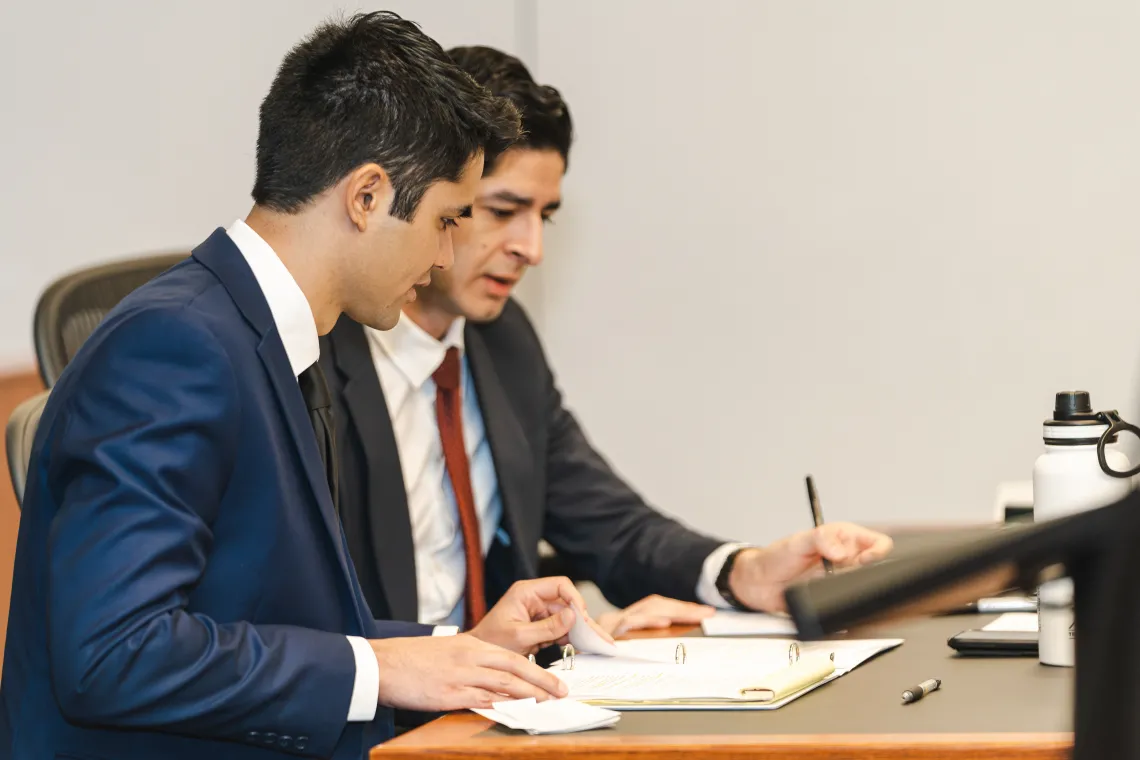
[473,697,621,735]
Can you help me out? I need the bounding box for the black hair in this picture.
[447,45,572,174]
[253,12,521,220]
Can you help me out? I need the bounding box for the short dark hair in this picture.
[253,12,521,221]
[447,46,573,175]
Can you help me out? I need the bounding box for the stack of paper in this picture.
[700,610,798,636]
[473,698,620,734]
[982,612,1038,632]
[549,636,902,710]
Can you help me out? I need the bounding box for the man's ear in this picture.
[345,163,393,231]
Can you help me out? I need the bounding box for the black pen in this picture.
[901,678,941,704]
[805,475,833,574]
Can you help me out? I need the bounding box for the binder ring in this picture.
[788,642,800,664]
[561,644,576,670]
[675,643,687,665]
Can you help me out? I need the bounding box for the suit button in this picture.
[247,731,260,742]
[295,736,309,751]
[264,732,278,745]
[279,735,292,749]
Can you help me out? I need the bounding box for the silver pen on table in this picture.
[901,678,941,704]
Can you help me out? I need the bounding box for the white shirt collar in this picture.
[368,312,466,392]
[226,219,319,377]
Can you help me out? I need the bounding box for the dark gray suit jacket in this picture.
[319,299,724,622]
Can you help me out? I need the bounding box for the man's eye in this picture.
[488,208,513,220]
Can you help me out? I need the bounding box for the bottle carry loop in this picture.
[1097,410,1140,478]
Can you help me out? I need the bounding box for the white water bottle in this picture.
[1033,391,1137,667]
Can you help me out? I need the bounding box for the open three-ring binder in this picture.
[548,636,903,710]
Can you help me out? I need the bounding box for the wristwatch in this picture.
[714,547,751,611]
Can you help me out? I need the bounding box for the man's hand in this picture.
[469,576,615,654]
[729,523,893,612]
[596,595,716,638]
[371,633,568,712]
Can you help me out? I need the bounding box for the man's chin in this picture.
[464,298,508,324]
[355,305,401,332]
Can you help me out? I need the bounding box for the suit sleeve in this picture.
[374,621,436,637]
[45,308,354,758]
[533,344,725,609]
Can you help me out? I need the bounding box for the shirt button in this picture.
[264,732,278,745]
[279,735,292,749]
[247,731,260,742]
[295,736,309,751]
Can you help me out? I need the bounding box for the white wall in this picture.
[5,1,1140,537]
[531,0,1140,540]
[0,0,530,367]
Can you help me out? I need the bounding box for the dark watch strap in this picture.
[714,547,752,611]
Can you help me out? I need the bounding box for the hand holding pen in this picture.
[718,481,893,612]
[805,475,834,575]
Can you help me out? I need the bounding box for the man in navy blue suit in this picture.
[0,12,613,760]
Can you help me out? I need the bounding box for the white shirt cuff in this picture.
[432,625,460,636]
[345,636,379,722]
[696,542,752,608]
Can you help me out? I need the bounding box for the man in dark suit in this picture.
[0,19,616,760]
[321,46,894,640]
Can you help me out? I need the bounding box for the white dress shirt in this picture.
[366,314,504,627]
[367,312,742,625]
[226,219,461,726]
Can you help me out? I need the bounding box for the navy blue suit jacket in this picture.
[0,229,431,760]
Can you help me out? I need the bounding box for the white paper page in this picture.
[595,636,899,672]
[982,612,1038,632]
[568,602,619,655]
[826,639,905,672]
[701,610,798,636]
[594,637,817,667]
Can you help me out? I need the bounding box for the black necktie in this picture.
[298,363,339,514]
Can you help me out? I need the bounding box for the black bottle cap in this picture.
[1053,391,1097,422]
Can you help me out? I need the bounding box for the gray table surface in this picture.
[481,613,1071,738]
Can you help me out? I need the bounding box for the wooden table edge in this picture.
[371,606,1067,760]
[373,713,1071,759]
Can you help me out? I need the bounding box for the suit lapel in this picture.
[191,231,362,626]
[329,318,420,622]
[465,326,537,578]
[256,335,355,577]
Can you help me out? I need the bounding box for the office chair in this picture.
[6,390,49,508]
[34,253,186,387]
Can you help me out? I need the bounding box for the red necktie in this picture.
[432,347,487,629]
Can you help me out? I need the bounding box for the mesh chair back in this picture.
[34,254,186,386]
[6,390,49,508]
